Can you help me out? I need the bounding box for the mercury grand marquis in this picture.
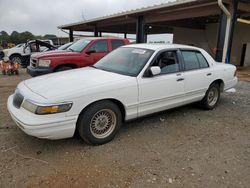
[7,44,237,145]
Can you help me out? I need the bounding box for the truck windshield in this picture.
[93,47,154,77]
[68,39,91,52]
[58,42,72,50]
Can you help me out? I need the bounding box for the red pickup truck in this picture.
[27,37,129,77]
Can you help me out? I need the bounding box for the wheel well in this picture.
[9,53,22,59]
[79,99,126,122]
[54,64,77,71]
[211,79,224,92]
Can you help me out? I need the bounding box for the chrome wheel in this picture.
[90,109,116,139]
[207,87,219,106]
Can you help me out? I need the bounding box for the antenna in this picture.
[82,9,86,21]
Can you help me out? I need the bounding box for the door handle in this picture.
[176,78,185,82]
[207,73,212,76]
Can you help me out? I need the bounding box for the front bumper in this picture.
[7,95,78,140]
[27,65,53,77]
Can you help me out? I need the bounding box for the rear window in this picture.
[182,51,200,71]
[196,52,209,68]
[111,40,125,50]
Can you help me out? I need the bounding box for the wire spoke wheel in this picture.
[207,87,219,106]
[90,109,116,139]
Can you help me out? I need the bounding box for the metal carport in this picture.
[58,0,250,64]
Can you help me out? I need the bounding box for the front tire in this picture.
[77,101,122,145]
[10,55,22,64]
[201,83,220,110]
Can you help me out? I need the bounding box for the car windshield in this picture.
[16,43,24,48]
[93,47,154,76]
[68,39,91,52]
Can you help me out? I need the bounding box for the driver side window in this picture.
[88,40,108,53]
[152,51,179,74]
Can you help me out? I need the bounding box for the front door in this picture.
[137,50,185,117]
[87,40,109,63]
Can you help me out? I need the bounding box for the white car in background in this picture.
[3,40,54,67]
[7,44,237,145]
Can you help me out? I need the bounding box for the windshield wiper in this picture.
[68,48,74,52]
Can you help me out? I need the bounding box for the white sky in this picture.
[0,0,175,36]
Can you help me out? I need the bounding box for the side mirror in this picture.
[150,66,161,76]
[86,50,96,55]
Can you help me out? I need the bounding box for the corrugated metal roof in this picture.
[58,0,198,29]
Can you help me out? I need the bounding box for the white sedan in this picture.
[7,44,237,145]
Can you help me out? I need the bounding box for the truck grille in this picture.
[13,92,24,109]
[30,58,38,68]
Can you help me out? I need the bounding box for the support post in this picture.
[94,27,98,37]
[227,0,239,63]
[136,16,145,43]
[69,29,73,42]
[144,34,147,43]
[217,0,232,63]
[215,12,227,62]
[124,33,127,39]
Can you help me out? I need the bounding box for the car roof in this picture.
[123,43,202,51]
[78,37,127,41]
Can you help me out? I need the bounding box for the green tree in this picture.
[19,31,36,43]
[9,31,20,44]
[0,30,58,46]
[43,34,57,39]
[0,31,9,48]
[0,31,9,42]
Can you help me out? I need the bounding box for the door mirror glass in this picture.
[150,66,161,76]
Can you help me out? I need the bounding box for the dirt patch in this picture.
[0,69,250,187]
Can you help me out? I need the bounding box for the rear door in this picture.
[180,50,213,103]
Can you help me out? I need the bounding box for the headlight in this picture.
[38,59,51,67]
[22,100,72,115]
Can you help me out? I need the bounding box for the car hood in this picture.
[32,50,79,59]
[3,47,19,54]
[3,47,20,52]
[24,67,133,101]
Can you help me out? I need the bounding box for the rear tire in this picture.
[201,83,220,110]
[55,66,72,72]
[77,101,122,145]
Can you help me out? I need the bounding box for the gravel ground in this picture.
[0,69,250,188]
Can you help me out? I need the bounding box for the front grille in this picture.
[13,92,24,109]
[30,58,38,68]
